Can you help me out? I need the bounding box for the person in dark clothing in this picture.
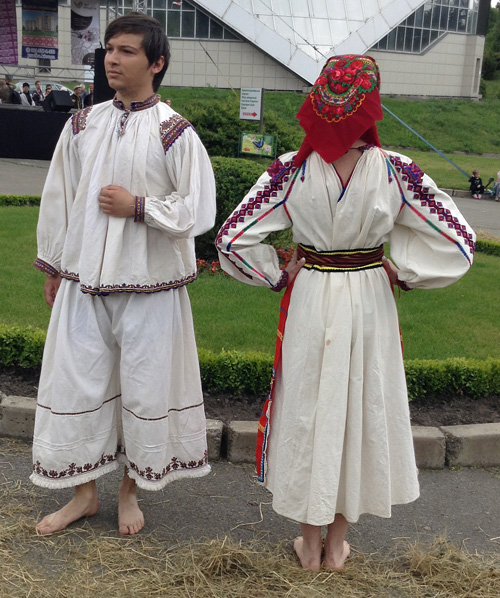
[469,169,484,200]
[71,85,83,109]
[84,83,94,107]
[21,82,34,106]
[32,81,45,106]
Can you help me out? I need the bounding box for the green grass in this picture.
[0,207,49,329]
[1,206,498,360]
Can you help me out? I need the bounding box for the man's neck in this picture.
[115,88,154,110]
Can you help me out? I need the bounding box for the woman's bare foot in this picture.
[118,472,144,535]
[293,536,322,571]
[36,481,99,535]
[323,539,350,571]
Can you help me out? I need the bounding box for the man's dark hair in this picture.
[104,13,170,93]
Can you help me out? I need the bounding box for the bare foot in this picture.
[293,536,322,571]
[323,540,350,571]
[118,473,144,535]
[36,481,99,535]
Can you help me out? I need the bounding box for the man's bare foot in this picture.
[36,481,99,535]
[118,473,144,535]
[293,536,322,571]
[323,540,350,571]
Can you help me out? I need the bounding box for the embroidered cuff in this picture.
[134,196,146,223]
[397,278,413,292]
[34,258,59,278]
[271,270,289,292]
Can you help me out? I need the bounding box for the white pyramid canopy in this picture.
[194,0,427,83]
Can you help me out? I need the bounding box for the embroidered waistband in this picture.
[296,244,384,272]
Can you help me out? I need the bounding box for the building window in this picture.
[104,1,241,41]
[371,0,479,54]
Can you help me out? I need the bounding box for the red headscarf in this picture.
[295,55,383,167]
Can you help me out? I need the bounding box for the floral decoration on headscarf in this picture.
[295,54,383,166]
[311,55,380,123]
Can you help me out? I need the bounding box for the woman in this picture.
[216,55,475,571]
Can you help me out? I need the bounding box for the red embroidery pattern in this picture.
[389,155,475,255]
[310,55,379,123]
[71,106,93,135]
[160,115,192,154]
[215,157,296,248]
[33,453,116,480]
[128,450,208,482]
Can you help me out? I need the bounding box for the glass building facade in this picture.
[371,0,479,54]
[107,0,240,40]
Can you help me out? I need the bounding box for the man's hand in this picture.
[44,275,62,308]
[98,185,135,218]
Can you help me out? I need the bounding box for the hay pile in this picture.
[1,445,499,598]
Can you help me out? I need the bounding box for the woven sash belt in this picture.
[296,244,385,272]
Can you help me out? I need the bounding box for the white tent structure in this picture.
[194,0,427,84]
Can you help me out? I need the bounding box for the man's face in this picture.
[74,87,81,96]
[105,32,162,97]
[89,84,94,93]
[23,85,29,92]
[35,82,41,90]
[46,86,52,94]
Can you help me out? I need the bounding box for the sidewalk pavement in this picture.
[1,159,500,555]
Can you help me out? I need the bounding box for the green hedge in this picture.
[0,195,41,206]
[475,238,500,257]
[1,324,500,401]
[0,324,46,369]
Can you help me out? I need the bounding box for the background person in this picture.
[20,82,34,106]
[32,13,216,536]
[71,85,83,109]
[468,169,484,199]
[84,83,94,107]
[216,54,475,571]
[32,80,45,106]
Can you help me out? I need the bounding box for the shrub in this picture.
[0,324,45,368]
[476,238,500,257]
[0,195,41,206]
[195,156,270,260]
[404,358,500,401]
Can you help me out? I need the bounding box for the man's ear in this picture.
[151,55,165,75]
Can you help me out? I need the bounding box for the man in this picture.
[20,82,34,106]
[32,13,216,536]
[32,80,45,106]
[4,75,21,104]
[84,82,94,107]
[71,85,83,109]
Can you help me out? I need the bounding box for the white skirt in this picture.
[265,267,419,525]
[31,279,210,490]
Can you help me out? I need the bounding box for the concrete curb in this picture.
[2,394,500,469]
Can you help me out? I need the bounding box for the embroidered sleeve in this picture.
[160,115,192,153]
[71,106,93,135]
[139,122,216,238]
[134,196,145,223]
[216,154,299,288]
[386,151,476,289]
[33,257,59,277]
